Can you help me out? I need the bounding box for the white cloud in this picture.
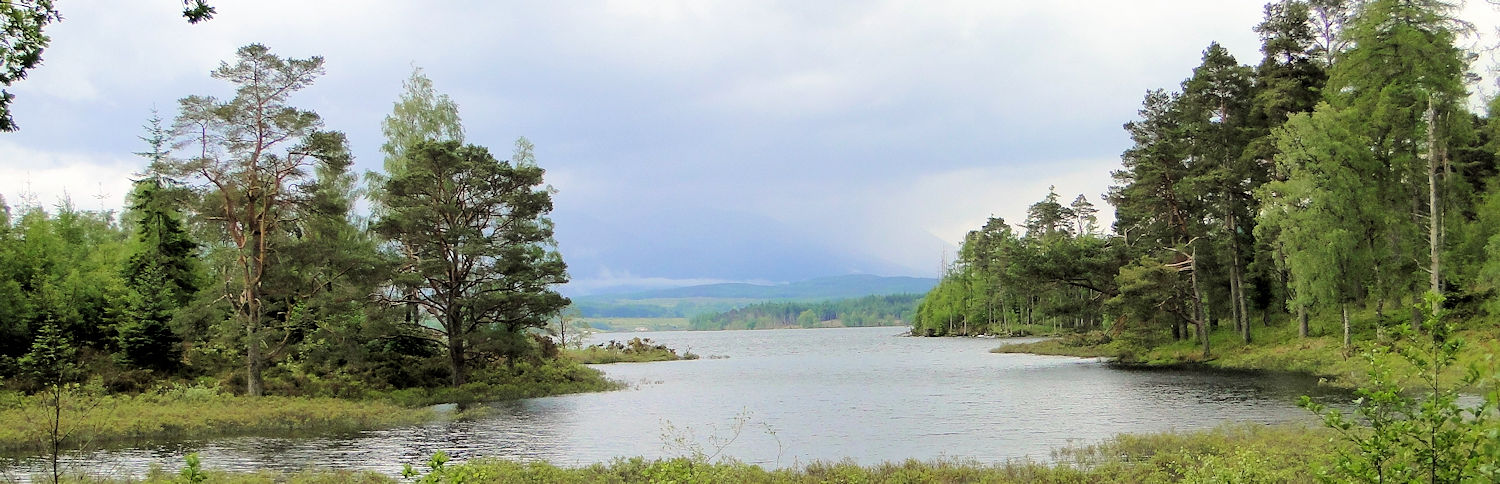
[0,141,138,213]
[731,158,1119,277]
[13,0,1498,284]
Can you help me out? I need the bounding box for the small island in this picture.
[565,337,701,364]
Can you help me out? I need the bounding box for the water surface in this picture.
[3,327,1343,479]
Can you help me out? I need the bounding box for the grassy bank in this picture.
[564,337,701,364]
[385,424,1333,483]
[991,310,1500,388]
[373,359,624,406]
[0,386,431,455]
[0,359,622,455]
[36,423,1336,483]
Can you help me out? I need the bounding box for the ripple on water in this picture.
[7,327,1349,480]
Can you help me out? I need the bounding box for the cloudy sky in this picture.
[3,1,1498,294]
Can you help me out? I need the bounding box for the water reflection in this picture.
[3,327,1347,480]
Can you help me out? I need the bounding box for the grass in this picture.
[563,337,701,364]
[0,358,624,455]
[372,359,625,407]
[36,423,1339,483]
[991,306,1500,389]
[0,385,432,455]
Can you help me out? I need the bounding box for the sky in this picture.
[3,1,1499,295]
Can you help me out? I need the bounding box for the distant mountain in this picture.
[550,204,952,296]
[569,274,939,319]
[608,274,938,300]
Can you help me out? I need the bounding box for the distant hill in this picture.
[688,293,922,331]
[606,275,938,300]
[570,274,938,319]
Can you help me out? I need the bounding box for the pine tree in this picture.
[374,139,569,386]
[164,44,343,396]
[1180,42,1257,342]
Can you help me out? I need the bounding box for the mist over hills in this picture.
[597,274,938,300]
[550,205,952,296]
[568,274,938,319]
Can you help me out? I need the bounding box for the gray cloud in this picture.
[12,0,1490,292]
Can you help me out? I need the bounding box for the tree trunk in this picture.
[1026,296,1034,326]
[1234,265,1248,343]
[245,308,263,396]
[448,332,467,387]
[1411,293,1422,333]
[244,273,264,397]
[50,385,61,484]
[1298,305,1308,338]
[1229,211,1250,344]
[1192,243,1209,358]
[1425,95,1442,310]
[242,217,268,397]
[1341,303,1351,352]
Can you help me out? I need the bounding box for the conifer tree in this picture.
[375,139,569,386]
[165,44,345,396]
[1180,42,1257,342]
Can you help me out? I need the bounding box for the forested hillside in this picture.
[687,294,920,330]
[571,275,936,319]
[914,0,1500,360]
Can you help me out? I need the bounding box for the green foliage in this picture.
[379,67,464,178]
[373,358,620,407]
[116,175,198,372]
[1261,105,1381,309]
[0,202,132,377]
[164,43,342,396]
[1107,256,1193,354]
[21,322,77,387]
[914,209,1122,338]
[179,453,206,483]
[374,139,569,386]
[1301,294,1500,483]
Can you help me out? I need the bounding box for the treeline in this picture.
[690,294,920,330]
[916,0,1500,357]
[572,299,743,318]
[0,45,576,397]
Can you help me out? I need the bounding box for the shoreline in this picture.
[0,361,625,457]
[5,423,1335,483]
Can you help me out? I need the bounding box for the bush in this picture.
[1302,294,1500,482]
[1059,331,1112,347]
